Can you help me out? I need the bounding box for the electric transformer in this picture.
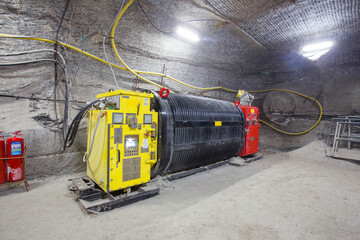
[86,89,246,193]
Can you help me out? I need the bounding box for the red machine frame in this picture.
[238,105,260,157]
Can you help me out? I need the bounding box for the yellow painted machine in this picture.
[69,88,247,212]
[86,89,158,193]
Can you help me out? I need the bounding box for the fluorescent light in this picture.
[175,26,200,42]
[302,41,333,52]
[301,41,334,60]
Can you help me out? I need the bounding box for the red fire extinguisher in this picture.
[0,131,6,184]
[6,130,24,182]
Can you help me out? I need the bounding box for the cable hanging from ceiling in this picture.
[137,0,228,35]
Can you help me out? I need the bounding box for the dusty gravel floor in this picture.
[0,141,359,240]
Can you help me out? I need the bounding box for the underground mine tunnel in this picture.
[0,0,359,239]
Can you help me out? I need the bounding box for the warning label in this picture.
[11,141,22,156]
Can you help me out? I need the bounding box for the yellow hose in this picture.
[109,0,163,88]
[0,33,236,92]
[109,0,238,93]
[248,89,323,136]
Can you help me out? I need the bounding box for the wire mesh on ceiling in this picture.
[204,0,360,50]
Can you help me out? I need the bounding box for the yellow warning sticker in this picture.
[250,109,255,114]
[215,121,222,126]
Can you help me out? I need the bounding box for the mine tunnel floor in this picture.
[0,141,359,240]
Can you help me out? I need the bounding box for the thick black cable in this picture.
[54,0,71,144]
[65,102,95,149]
[63,99,100,151]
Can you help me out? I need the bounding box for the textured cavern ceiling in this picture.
[203,0,360,50]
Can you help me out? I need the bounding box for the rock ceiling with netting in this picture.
[204,0,360,49]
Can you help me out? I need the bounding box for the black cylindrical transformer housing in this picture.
[151,92,245,176]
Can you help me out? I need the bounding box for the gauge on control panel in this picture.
[113,113,123,124]
[144,114,152,124]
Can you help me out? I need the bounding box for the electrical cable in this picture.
[54,0,71,83]
[0,54,73,139]
[54,0,71,144]
[62,0,80,139]
[63,99,100,150]
[63,70,69,139]
[0,47,83,111]
[137,0,172,34]
[0,48,81,111]
[0,59,65,69]
[137,0,227,35]
[181,19,225,23]
[0,93,87,103]
[0,33,233,92]
[247,89,323,136]
[54,59,83,111]
[61,0,86,111]
[0,49,66,65]
[66,0,85,110]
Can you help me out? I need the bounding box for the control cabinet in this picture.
[86,90,158,193]
[238,105,260,157]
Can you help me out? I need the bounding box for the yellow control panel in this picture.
[86,90,158,193]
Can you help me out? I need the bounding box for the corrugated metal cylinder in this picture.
[151,92,245,176]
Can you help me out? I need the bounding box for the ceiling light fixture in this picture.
[175,26,200,43]
[301,41,334,61]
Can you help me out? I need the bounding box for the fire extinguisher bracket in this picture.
[0,139,29,192]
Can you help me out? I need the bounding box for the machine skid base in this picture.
[69,159,248,213]
[165,160,230,181]
[241,153,263,163]
[69,177,160,213]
